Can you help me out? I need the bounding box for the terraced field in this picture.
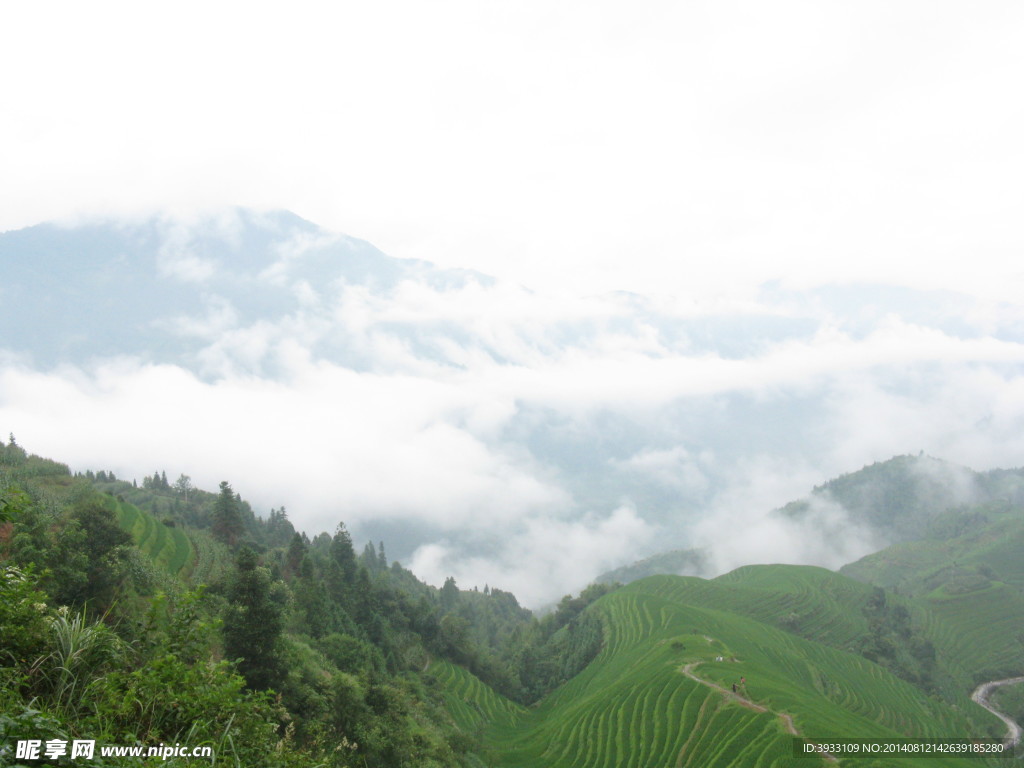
[650,567,875,651]
[918,583,1024,685]
[430,660,529,735]
[440,573,1004,767]
[111,495,195,577]
[841,514,1024,594]
[632,566,1024,707]
[840,514,1024,688]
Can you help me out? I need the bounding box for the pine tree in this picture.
[212,481,243,548]
[284,532,306,580]
[441,576,459,610]
[331,523,358,581]
[361,541,379,572]
[222,547,287,690]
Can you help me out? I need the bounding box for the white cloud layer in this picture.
[3,2,1024,604]
[4,261,1024,604]
[2,2,1023,299]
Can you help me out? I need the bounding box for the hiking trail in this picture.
[679,661,836,763]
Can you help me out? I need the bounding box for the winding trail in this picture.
[680,663,783,725]
[680,662,836,762]
[971,676,1024,747]
[679,657,1024,760]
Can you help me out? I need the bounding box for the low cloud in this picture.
[5,254,1024,606]
[409,504,656,608]
[612,446,713,494]
[691,462,884,578]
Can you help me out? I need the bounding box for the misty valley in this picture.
[3,438,1024,767]
[3,213,1024,766]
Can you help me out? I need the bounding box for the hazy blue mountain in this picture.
[8,209,972,376]
[0,209,486,373]
[595,547,709,585]
[605,454,1024,583]
[778,454,1024,541]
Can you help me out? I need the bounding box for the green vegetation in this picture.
[840,493,1024,689]
[1,440,493,766]
[438,574,1006,767]
[430,560,1024,766]
[113,496,194,576]
[4,437,1023,767]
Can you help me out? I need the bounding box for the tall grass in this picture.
[30,608,124,719]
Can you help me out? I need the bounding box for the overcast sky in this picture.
[4,0,1023,297]
[3,2,1024,606]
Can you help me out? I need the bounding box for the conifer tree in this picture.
[441,576,460,610]
[361,541,379,572]
[331,522,358,581]
[222,547,287,691]
[212,481,243,548]
[284,532,306,580]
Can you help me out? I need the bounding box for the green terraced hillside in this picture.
[438,572,1006,768]
[841,508,1024,687]
[660,566,876,651]
[635,559,1024,701]
[111,495,195,577]
[841,502,1024,594]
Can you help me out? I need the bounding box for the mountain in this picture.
[0,209,485,374]
[777,454,1024,543]
[603,454,1024,584]
[595,547,710,584]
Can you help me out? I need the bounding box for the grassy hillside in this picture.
[438,571,1004,768]
[667,566,874,651]
[635,566,1024,703]
[841,503,1024,688]
[840,500,1024,593]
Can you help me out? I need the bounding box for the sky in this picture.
[3,1,1024,606]
[4,1,1023,297]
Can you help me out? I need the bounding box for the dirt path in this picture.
[971,675,1024,747]
[680,663,776,718]
[679,661,835,762]
[678,662,1024,760]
